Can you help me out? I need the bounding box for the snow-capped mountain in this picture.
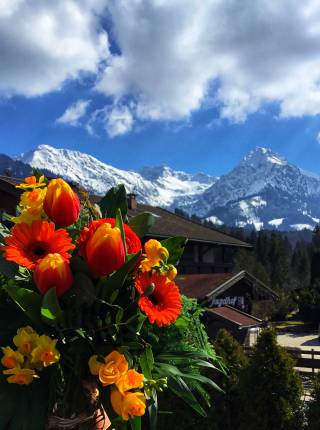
[2,144,320,232]
[182,147,320,231]
[0,153,32,178]
[17,145,216,207]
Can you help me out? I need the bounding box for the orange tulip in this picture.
[43,178,80,227]
[34,253,73,296]
[85,223,125,276]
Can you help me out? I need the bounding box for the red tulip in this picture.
[34,253,73,296]
[85,222,125,276]
[44,178,80,227]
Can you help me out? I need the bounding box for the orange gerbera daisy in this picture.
[2,220,75,269]
[134,272,182,327]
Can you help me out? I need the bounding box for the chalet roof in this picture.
[176,270,278,301]
[126,204,251,248]
[207,305,262,328]
[0,176,251,248]
[0,175,22,197]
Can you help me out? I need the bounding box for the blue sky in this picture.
[1,1,320,177]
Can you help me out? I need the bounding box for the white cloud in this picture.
[105,104,134,137]
[85,104,134,137]
[2,0,320,129]
[56,99,91,126]
[317,131,320,144]
[96,0,320,124]
[0,0,109,96]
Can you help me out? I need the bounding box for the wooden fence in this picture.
[243,346,320,377]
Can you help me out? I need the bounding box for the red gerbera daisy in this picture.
[134,272,182,327]
[77,218,141,258]
[2,220,75,269]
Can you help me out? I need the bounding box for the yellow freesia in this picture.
[13,326,39,355]
[31,335,60,367]
[140,239,169,272]
[1,346,24,369]
[3,366,38,385]
[16,175,47,189]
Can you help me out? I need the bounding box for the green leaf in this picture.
[156,362,224,393]
[0,222,11,243]
[62,272,96,308]
[130,417,141,430]
[174,315,190,329]
[147,388,158,430]
[116,308,124,324]
[97,252,141,301]
[128,212,156,237]
[32,168,48,184]
[169,375,207,417]
[0,374,50,430]
[41,287,64,326]
[161,236,187,265]
[116,208,127,258]
[139,346,154,379]
[0,255,18,277]
[99,184,128,218]
[3,285,43,329]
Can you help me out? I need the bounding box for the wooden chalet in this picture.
[176,270,278,344]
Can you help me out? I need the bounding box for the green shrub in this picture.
[238,328,304,430]
[306,373,320,430]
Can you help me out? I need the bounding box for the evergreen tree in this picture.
[211,329,248,430]
[234,249,270,286]
[306,372,320,430]
[238,329,304,430]
[291,242,311,288]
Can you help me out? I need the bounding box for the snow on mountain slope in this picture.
[8,144,320,232]
[182,147,320,231]
[18,145,216,207]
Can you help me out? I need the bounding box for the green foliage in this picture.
[208,329,248,430]
[0,377,50,430]
[41,287,65,327]
[128,212,156,238]
[2,284,43,329]
[155,297,224,430]
[238,329,304,430]
[296,286,320,322]
[234,248,270,286]
[272,290,297,320]
[306,373,320,430]
[99,184,128,218]
[160,236,187,266]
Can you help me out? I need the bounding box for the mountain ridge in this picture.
[0,144,319,232]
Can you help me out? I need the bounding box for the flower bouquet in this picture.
[0,174,222,430]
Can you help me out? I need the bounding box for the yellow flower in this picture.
[116,369,144,395]
[1,347,24,369]
[3,366,38,385]
[145,239,169,262]
[140,239,169,272]
[88,355,104,376]
[13,326,39,355]
[166,265,177,280]
[31,335,60,367]
[16,175,47,189]
[98,351,128,386]
[12,187,47,224]
[20,187,47,208]
[111,388,146,421]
